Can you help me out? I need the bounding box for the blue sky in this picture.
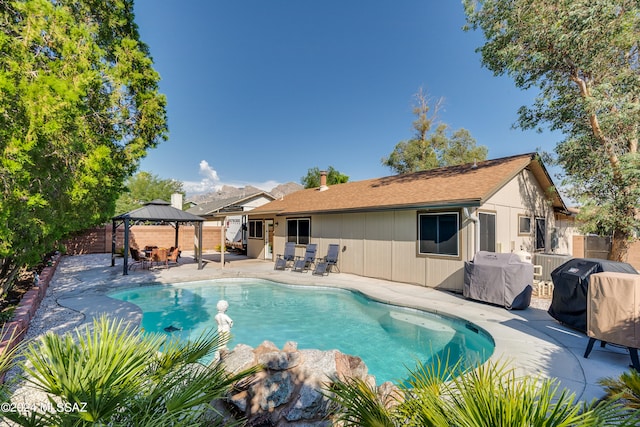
[133,0,562,195]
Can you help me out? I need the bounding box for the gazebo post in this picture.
[174,222,179,249]
[111,219,117,267]
[220,216,226,269]
[123,218,130,275]
[197,222,203,270]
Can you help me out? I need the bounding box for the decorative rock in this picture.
[377,381,403,410]
[258,351,301,371]
[282,341,298,352]
[284,384,326,422]
[335,351,369,381]
[220,341,372,426]
[255,340,280,353]
[256,371,295,410]
[229,390,249,413]
[221,343,255,374]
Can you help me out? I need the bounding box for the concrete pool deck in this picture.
[22,252,635,403]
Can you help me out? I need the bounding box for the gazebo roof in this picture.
[111,199,206,275]
[113,199,204,223]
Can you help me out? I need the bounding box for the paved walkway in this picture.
[25,252,635,403]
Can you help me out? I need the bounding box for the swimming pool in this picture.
[109,278,494,384]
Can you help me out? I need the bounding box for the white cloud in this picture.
[182,160,283,195]
[199,160,219,182]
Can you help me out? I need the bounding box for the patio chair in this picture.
[152,247,169,268]
[313,244,340,276]
[274,242,296,270]
[167,246,180,267]
[129,247,149,270]
[292,243,317,273]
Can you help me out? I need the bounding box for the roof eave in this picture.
[114,216,204,223]
[249,200,483,217]
[527,157,569,212]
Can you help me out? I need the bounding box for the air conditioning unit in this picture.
[534,253,572,282]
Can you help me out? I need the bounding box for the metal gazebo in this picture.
[111,200,205,275]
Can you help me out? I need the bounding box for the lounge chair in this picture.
[313,244,340,276]
[292,244,317,273]
[274,242,296,270]
[129,247,149,270]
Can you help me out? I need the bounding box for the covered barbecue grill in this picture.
[584,272,640,370]
[463,251,534,310]
[547,258,638,332]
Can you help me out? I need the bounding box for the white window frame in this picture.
[518,214,532,235]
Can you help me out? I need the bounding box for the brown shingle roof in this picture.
[250,153,566,216]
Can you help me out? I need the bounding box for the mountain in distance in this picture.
[187,182,303,205]
[270,182,305,199]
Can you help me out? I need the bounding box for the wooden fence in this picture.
[573,235,640,271]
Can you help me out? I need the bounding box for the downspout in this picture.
[464,207,480,258]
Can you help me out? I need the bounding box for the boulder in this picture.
[219,341,374,426]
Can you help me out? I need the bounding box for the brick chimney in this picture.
[171,193,183,210]
[319,170,329,191]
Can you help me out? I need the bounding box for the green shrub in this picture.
[0,307,16,324]
[600,368,640,410]
[5,316,258,426]
[328,359,640,427]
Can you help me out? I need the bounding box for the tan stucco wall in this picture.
[247,237,264,259]
[254,210,468,290]
[248,169,571,291]
[482,168,559,255]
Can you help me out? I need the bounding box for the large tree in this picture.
[464,0,640,261]
[382,89,488,174]
[0,0,167,291]
[301,166,349,189]
[115,172,184,214]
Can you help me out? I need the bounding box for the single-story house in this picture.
[246,153,572,290]
[187,192,275,249]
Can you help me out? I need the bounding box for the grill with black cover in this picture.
[548,258,638,332]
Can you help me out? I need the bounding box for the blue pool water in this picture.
[109,279,494,384]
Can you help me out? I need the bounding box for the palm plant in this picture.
[329,359,640,427]
[0,326,23,405]
[600,368,640,410]
[5,316,259,426]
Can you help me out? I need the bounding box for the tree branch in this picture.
[569,72,623,181]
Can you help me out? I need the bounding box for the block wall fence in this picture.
[63,224,223,254]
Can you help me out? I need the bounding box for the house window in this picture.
[479,212,496,252]
[535,217,546,250]
[518,215,532,235]
[287,218,310,245]
[248,220,263,239]
[418,212,459,256]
